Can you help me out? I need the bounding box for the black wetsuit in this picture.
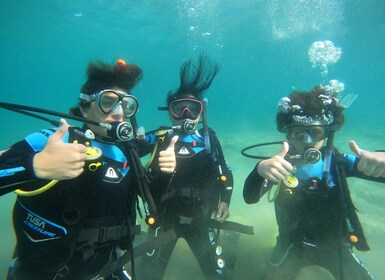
[139,128,233,280]
[243,147,385,280]
[0,126,139,280]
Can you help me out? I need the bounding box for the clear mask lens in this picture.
[288,125,327,142]
[98,90,139,118]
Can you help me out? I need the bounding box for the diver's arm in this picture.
[214,201,229,223]
[32,120,87,180]
[243,162,266,204]
[208,129,233,205]
[136,131,157,157]
[0,120,87,196]
[214,160,233,222]
[336,150,385,184]
[221,169,234,206]
[349,140,385,178]
[0,141,39,196]
[244,142,293,204]
[137,128,172,157]
[214,145,233,206]
[346,159,385,183]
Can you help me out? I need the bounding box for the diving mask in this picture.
[287,124,328,144]
[80,89,139,118]
[286,123,327,164]
[169,98,203,120]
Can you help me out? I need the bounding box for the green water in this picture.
[1,1,385,279]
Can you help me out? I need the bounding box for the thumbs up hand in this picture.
[349,140,385,178]
[158,135,178,174]
[33,119,87,180]
[257,142,293,183]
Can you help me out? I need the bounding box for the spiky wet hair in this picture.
[276,85,345,133]
[166,53,220,104]
[70,59,142,117]
[80,60,142,95]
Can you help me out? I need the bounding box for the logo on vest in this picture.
[105,167,119,179]
[178,147,190,155]
[22,210,66,241]
[103,166,123,183]
[175,145,197,158]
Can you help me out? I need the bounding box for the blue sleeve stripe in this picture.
[25,131,52,152]
[24,129,67,152]
[0,166,26,177]
[145,133,156,144]
[344,154,357,171]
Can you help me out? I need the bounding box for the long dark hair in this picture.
[166,53,220,104]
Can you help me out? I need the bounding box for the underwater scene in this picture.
[1,0,384,279]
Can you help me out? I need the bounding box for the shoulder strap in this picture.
[207,128,234,205]
[334,152,370,251]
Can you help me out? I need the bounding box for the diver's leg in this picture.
[186,224,225,279]
[139,221,178,280]
[323,244,374,280]
[259,238,305,280]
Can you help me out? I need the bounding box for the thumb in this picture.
[277,141,289,159]
[349,140,362,157]
[50,119,69,142]
[166,135,179,151]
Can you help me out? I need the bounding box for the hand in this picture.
[257,142,293,183]
[349,140,385,178]
[158,135,178,174]
[213,202,229,223]
[33,119,87,180]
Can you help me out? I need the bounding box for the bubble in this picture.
[278,97,291,113]
[323,79,345,96]
[308,40,342,78]
[176,0,223,53]
[187,7,195,16]
[267,0,344,41]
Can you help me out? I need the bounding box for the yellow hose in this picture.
[15,180,59,197]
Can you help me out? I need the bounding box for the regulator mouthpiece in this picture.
[107,121,133,141]
[303,147,322,164]
[182,120,197,134]
[172,119,197,134]
[288,147,322,164]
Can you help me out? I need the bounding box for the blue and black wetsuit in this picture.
[138,128,233,280]
[1,126,139,280]
[243,147,385,280]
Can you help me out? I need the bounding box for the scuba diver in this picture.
[138,54,234,280]
[243,85,385,280]
[0,59,177,280]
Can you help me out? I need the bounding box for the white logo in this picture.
[178,147,190,155]
[105,167,119,178]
